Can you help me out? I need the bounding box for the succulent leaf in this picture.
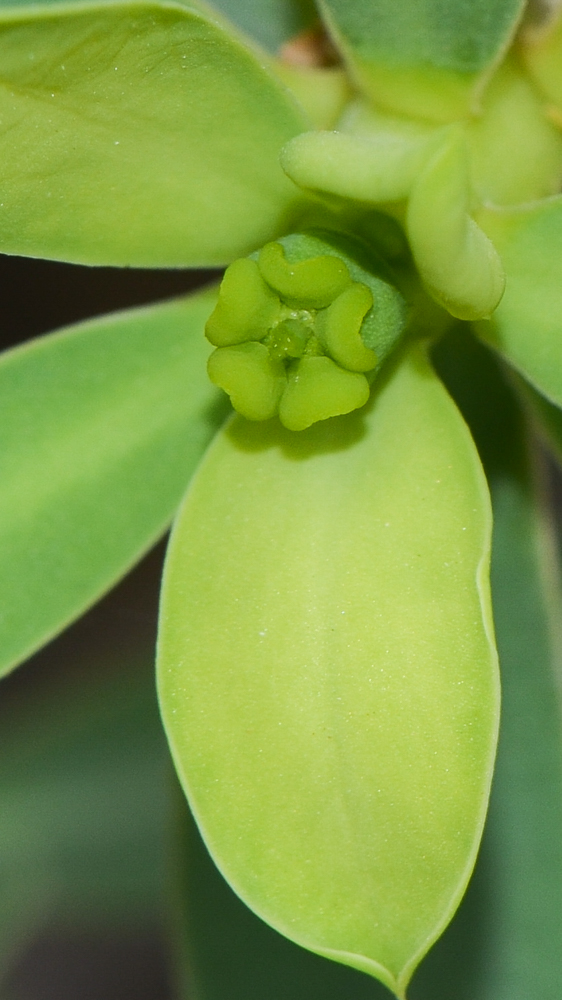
[158,345,498,999]
[317,0,527,121]
[0,1,308,267]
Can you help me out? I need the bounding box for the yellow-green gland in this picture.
[206,240,381,431]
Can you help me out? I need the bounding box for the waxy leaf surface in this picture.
[158,347,499,998]
[478,198,562,409]
[175,796,381,1000]
[0,287,224,677]
[0,0,307,267]
[317,0,525,121]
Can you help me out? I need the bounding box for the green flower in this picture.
[206,231,407,428]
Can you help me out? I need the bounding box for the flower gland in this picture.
[206,230,407,431]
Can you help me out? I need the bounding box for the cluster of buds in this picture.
[205,230,408,430]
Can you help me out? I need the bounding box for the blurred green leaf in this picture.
[0,0,317,51]
[0,1,307,267]
[209,0,316,51]
[158,345,498,998]
[478,198,562,410]
[0,286,226,677]
[317,0,525,121]
[515,376,562,465]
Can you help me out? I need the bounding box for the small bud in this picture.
[205,229,408,430]
[265,318,309,361]
[281,127,434,204]
[406,127,505,320]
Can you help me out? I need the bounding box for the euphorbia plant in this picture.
[2,0,562,995]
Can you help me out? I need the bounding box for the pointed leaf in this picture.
[0,1,307,267]
[317,0,526,121]
[477,198,562,408]
[0,286,225,677]
[174,794,385,1000]
[158,346,499,998]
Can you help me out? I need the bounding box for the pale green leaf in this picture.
[174,794,384,999]
[0,1,308,267]
[317,0,526,121]
[157,345,498,999]
[0,286,226,677]
[477,198,562,408]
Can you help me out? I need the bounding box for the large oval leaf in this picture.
[317,0,525,121]
[0,286,225,677]
[477,198,562,408]
[158,346,498,999]
[0,0,307,267]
